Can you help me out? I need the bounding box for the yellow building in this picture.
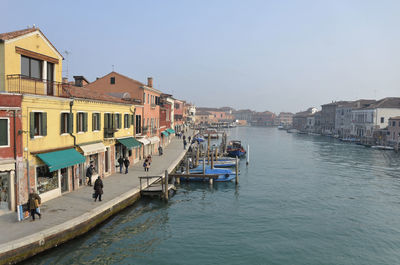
[0,28,141,204]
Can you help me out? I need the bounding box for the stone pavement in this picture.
[0,132,191,246]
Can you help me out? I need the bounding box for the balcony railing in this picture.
[7,74,65,96]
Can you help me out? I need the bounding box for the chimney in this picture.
[147,77,153,88]
[62,77,68,84]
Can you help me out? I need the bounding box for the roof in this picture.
[196,111,212,115]
[63,84,131,104]
[0,28,37,41]
[367,97,400,109]
[0,27,63,59]
[389,116,400,120]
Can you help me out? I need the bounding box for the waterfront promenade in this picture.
[0,132,190,264]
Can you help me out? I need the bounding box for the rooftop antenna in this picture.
[64,50,71,80]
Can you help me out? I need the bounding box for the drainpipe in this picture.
[69,100,76,146]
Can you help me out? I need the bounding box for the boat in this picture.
[197,160,236,168]
[277,125,284,130]
[226,140,246,157]
[371,145,394,150]
[287,129,299,133]
[181,168,236,182]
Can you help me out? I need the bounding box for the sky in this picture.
[2,0,400,113]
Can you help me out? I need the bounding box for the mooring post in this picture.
[196,146,199,167]
[211,151,214,169]
[207,147,210,165]
[164,170,169,201]
[215,147,218,161]
[203,157,206,175]
[235,156,239,185]
[209,176,213,185]
[246,144,250,166]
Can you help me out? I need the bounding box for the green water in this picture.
[25,127,400,265]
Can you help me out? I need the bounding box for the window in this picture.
[29,112,47,138]
[115,113,122,129]
[135,115,142,134]
[143,93,146,103]
[381,117,384,123]
[104,113,113,129]
[21,56,42,79]
[77,112,88,132]
[393,121,396,127]
[124,114,130,128]
[147,94,149,104]
[92,113,101,131]
[36,166,59,194]
[60,113,73,134]
[0,118,9,146]
[110,77,115,84]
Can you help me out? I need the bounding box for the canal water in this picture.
[25,127,400,265]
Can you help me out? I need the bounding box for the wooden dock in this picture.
[139,174,176,200]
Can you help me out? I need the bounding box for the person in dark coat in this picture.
[118,156,124,173]
[28,188,41,221]
[94,176,103,202]
[86,164,95,186]
[183,139,187,150]
[123,157,130,174]
[143,159,148,172]
[158,146,163,155]
[188,136,191,143]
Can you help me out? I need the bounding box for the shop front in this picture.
[36,148,85,202]
[149,136,160,155]
[161,131,169,147]
[0,162,15,213]
[79,142,106,183]
[137,137,151,158]
[116,137,142,164]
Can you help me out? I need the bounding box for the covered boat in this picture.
[226,140,246,158]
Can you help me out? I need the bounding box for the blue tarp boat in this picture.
[180,168,236,182]
[226,140,246,158]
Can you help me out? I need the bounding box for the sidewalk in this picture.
[0,132,190,263]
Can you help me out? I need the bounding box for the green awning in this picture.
[167,128,175,134]
[37,148,85,172]
[161,131,169,137]
[117,137,142,149]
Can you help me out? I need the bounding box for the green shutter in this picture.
[112,114,116,129]
[118,114,122,129]
[0,119,8,145]
[92,113,95,131]
[68,113,73,133]
[127,114,131,127]
[29,112,35,138]
[104,114,108,129]
[76,113,79,133]
[60,114,64,134]
[42,112,47,136]
[98,114,101,131]
[83,112,88,132]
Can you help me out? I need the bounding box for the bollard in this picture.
[246,144,250,166]
[235,156,239,185]
[209,177,213,185]
[164,170,169,201]
[203,157,206,175]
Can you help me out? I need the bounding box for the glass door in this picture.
[61,168,68,193]
[46,63,54,95]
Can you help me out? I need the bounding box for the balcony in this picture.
[7,74,65,96]
[104,128,117,139]
[142,126,149,133]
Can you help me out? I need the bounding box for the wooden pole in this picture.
[209,176,213,185]
[246,144,249,166]
[235,156,239,185]
[196,146,199,167]
[202,157,206,175]
[211,151,214,169]
[207,147,210,165]
[215,147,218,161]
[164,170,169,201]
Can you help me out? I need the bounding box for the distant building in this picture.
[251,111,276,126]
[293,108,317,132]
[321,101,349,135]
[276,112,293,126]
[387,116,400,149]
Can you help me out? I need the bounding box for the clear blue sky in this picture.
[2,0,400,113]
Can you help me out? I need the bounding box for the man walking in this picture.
[123,157,130,174]
[86,164,95,186]
[94,176,103,202]
[118,156,124,173]
[28,188,41,221]
[183,139,187,150]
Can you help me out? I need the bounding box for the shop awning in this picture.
[149,136,160,144]
[137,137,150,145]
[161,131,169,137]
[36,148,85,172]
[166,128,175,134]
[79,142,106,156]
[117,137,142,149]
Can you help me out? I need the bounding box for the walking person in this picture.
[86,164,95,186]
[183,139,187,150]
[124,157,130,174]
[94,176,103,202]
[28,189,41,221]
[118,156,124,173]
[183,134,186,141]
[143,159,148,172]
[188,136,191,143]
[158,146,163,156]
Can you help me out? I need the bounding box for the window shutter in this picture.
[68,113,73,133]
[112,114,116,129]
[29,112,35,138]
[92,113,95,131]
[83,112,88,132]
[76,113,79,133]
[98,114,101,131]
[0,119,8,145]
[118,114,122,129]
[104,114,108,129]
[60,114,64,134]
[42,112,47,136]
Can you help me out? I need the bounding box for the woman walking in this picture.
[94,176,103,202]
[28,188,41,221]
